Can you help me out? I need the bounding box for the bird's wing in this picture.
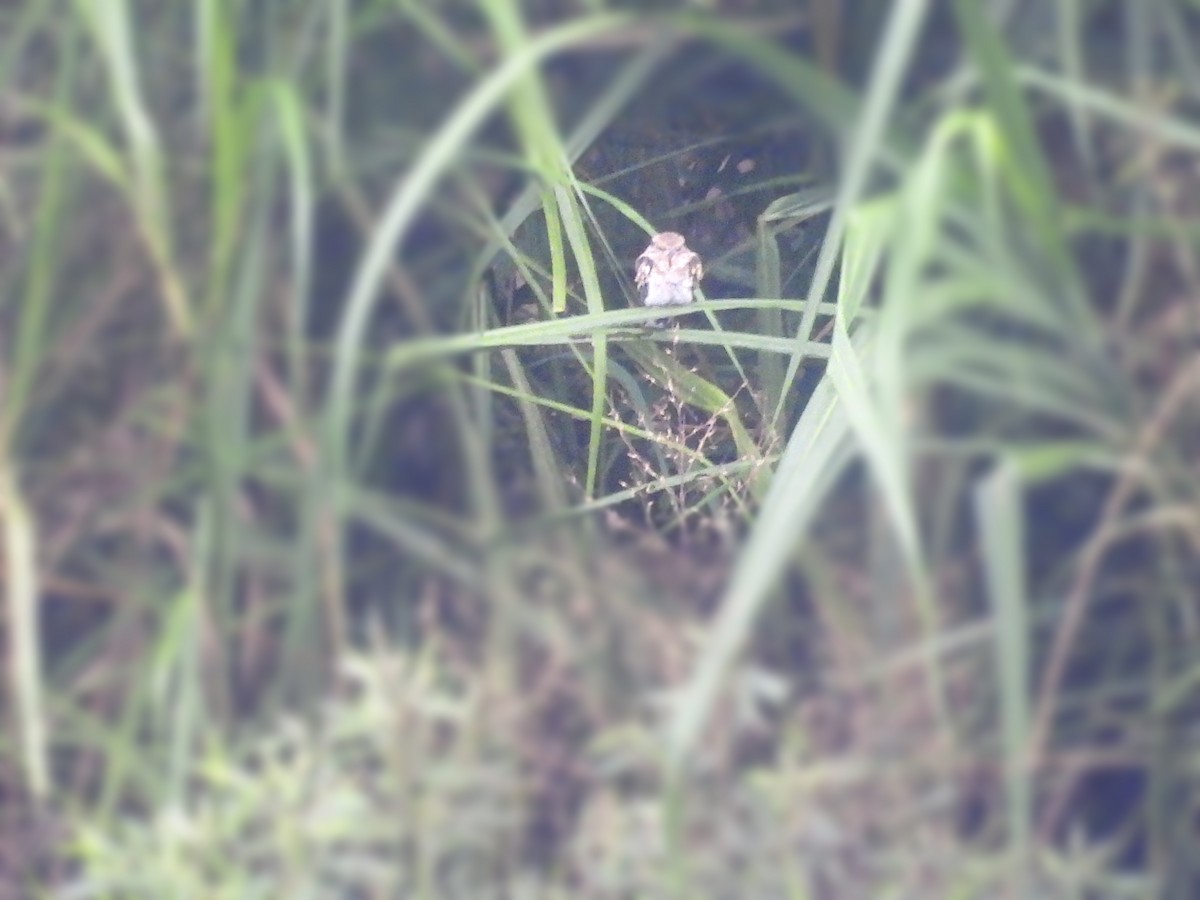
[634,253,655,286]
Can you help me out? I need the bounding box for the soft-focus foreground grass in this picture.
[2,0,1199,896]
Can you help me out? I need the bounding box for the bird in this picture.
[634,232,703,326]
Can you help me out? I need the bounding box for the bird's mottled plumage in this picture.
[635,232,703,322]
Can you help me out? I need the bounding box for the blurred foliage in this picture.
[0,0,1199,897]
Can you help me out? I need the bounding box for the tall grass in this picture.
[1,0,1198,897]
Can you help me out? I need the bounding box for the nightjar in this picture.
[634,232,703,326]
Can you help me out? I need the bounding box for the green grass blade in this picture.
[325,13,631,479]
[975,460,1032,877]
[667,364,856,769]
[951,0,1092,333]
[0,461,47,799]
[776,0,932,425]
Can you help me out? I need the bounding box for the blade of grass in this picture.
[1057,0,1097,183]
[1,19,77,448]
[754,0,932,427]
[951,0,1094,334]
[1020,64,1200,151]
[667,360,857,769]
[0,22,80,802]
[263,80,316,398]
[0,461,47,799]
[619,341,762,487]
[500,349,569,513]
[76,0,190,335]
[197,0,248,320]
[471,34,679,282]
[975,460,1032,880]
[378,302,836,371]
[755,208,786,422]
[324,0,349,168]
[325,12,632,488]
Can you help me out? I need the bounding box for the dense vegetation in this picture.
[2,0,1199,896]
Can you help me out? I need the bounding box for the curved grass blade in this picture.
[325,12,632,485]
[666,362,856,769]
